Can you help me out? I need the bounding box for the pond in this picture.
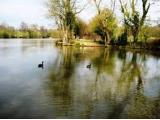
[0,39,159,118]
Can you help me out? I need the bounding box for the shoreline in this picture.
[1,38,160,51]
[56,41,160,50]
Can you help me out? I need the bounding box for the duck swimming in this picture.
[38,61,44,69]
[87,63,91,69]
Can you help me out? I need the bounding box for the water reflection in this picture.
[46,46,160,118]
[0,39,159,118]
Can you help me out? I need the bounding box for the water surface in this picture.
[0,39,159,118]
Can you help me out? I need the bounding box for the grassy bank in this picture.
[56,38,160,50]
[56,39,104,47]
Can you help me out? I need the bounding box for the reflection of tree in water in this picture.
[46,47,108,118]
[117,52,144,91]
[93,48,116,75]
[20,40,46,53]
[109,50,160,119]
[89,48,116,101]
[45,47,160,118]
[106,51,145,118]
[46,47,78,117]
[121,52,160,118]
[124,88,160,118]
[46,46,98,118]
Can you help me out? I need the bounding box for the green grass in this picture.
[73,39,103,47]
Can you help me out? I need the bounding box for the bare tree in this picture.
[20,22,29,31]
[93,0,102,14]
[91,0,116,14]
[47,0,87,43]
[119,0,151,43]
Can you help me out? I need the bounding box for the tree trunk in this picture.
[104,35,107,46]
[64,29,68,43]
[107,32,111,44]
[62,30,65,43]
[133,30,139,43]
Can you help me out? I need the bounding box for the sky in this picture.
[0,0,160,28]
[0,0,53,28]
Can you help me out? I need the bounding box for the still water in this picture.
[0,39,159,118]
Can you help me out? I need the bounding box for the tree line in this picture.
[0,22,59,39]
[47,0,160,47]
